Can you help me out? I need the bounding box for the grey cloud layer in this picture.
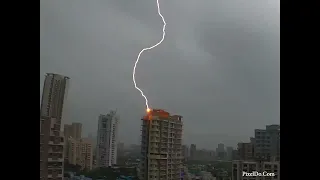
[40,0,279,149]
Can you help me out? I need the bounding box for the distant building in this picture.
[232,150,239,160]
[208,150,215,161]
[190,144,197,160]
[226,147,233,161]
[117,142,125,158]
[129,144,141,153]
[232,160,280,180]
[216,143,226,160]
[182,145,189,161]
[139,109,183,180]
[254,125,280,161]
[96,111,119,167]
[67,137,93,170]
[196,149,215,161]
[217,143,225,152]
[64,122,83,162]
[40,73,70,180]
[87,133,97,156]
[237,143,254,161]
[64,123,82,140]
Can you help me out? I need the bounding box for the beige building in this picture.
[67,138,93,171]
[139,109,183,180]
[64,123,82,140]
[40,73,69,180]
[64,122,82,162]
[232,160,280,180]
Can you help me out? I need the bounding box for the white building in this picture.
[96,111,119,167]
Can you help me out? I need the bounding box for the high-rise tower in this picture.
[96,110,119,167]
[40,73,70,180]
[139,109,183,180]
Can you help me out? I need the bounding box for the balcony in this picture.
[150,140,160,143]
[149,155,161,159]
[150,128,160,132]
[160,155,168,159]
[160,172,167,176]
[161,129,168,133]
[47,172,63,179]
[149,166,158,171]
[47,163,63,169]
[49,147,63,153]
[49,137,64,145]
[48,156,64,162]
[151,134,160,138]
[149,150,160,154]
[152,122,160,126]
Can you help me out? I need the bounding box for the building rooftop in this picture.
[143,108,183,121]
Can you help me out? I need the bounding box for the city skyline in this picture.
[41,0,280,149]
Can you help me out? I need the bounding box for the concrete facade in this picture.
[40,73,69,180]
[139,109,183,180]
[96,111,119,167]
[67,138,93,170]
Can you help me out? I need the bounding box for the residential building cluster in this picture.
[40,73,279,180]
[186,143,233,162]
[232,125,280,180]
[40,73,121,180]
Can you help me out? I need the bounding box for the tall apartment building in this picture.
[238,142,254,161]
[190,144,196,160]
[40,73,70,180]
[64,123,82,162]
[232,160,280,180]
[67,137,93,171]
[96,111,119,167]
[139,109,183,180]
[254,125,280,161]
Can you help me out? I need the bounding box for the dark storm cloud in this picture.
[40,0,279,149]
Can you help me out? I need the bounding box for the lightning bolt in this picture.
[132,0,166,111]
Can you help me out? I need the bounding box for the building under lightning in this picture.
[139,109,183,180]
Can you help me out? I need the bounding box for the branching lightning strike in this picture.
[132,0,166,111]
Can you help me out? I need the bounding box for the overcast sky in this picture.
[40,0,280,149]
